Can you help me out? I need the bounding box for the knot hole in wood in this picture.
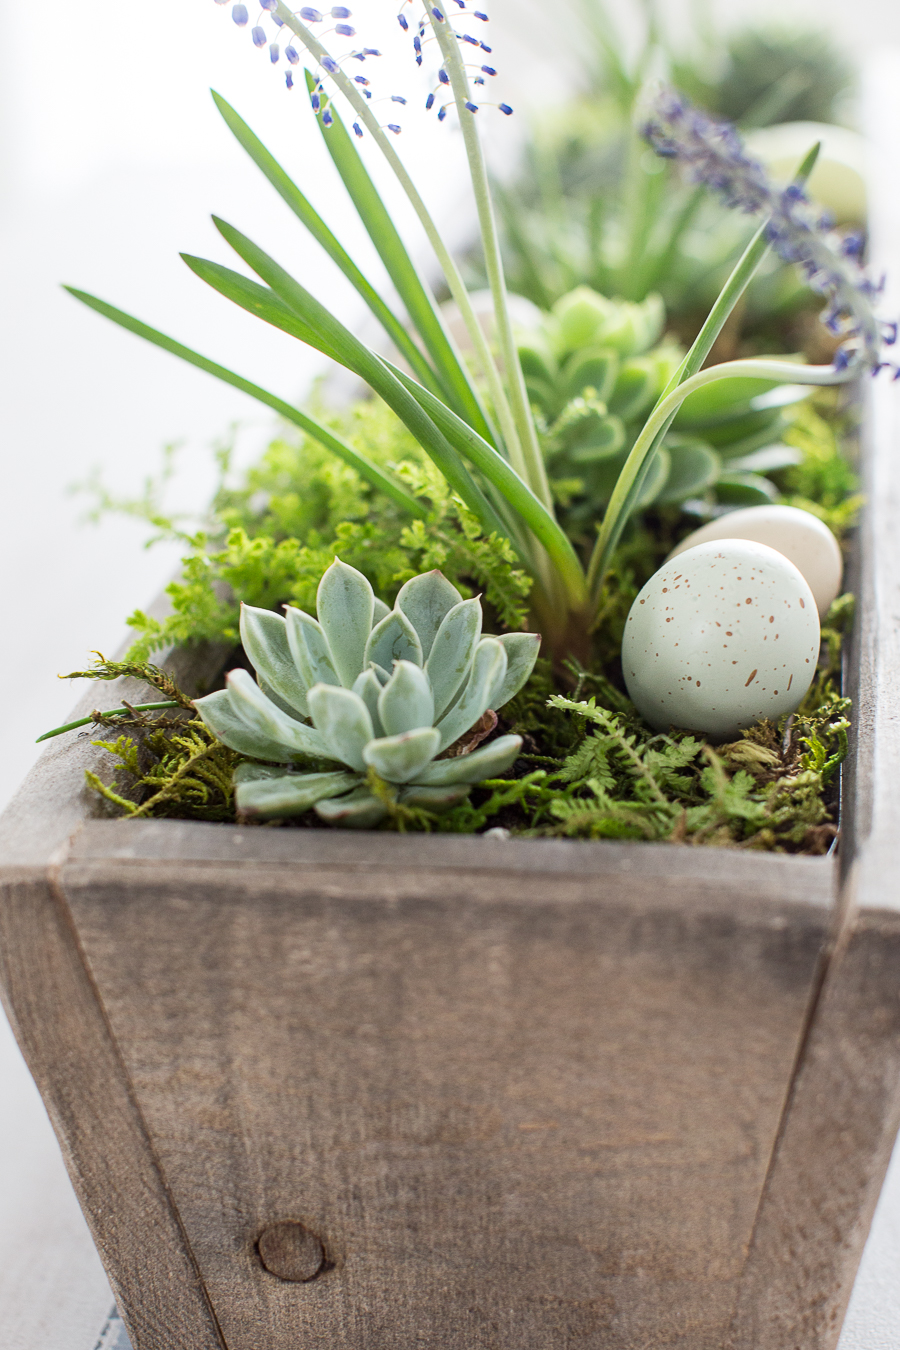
[257,1220,330,1283]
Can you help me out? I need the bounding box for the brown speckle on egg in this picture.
[744,669,758,687]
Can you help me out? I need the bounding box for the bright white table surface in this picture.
[1,2,900,1346]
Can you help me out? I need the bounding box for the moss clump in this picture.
[78,400,532,661]
[69,380,859,852]
[72,595,851,852]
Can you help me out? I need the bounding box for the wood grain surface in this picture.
[53,824,832,1350]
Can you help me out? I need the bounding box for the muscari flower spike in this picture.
[218,2,408,132]
[216,1,512,139]
[641,88,895,375]
[194,559,541,828]
[407,1,510,122]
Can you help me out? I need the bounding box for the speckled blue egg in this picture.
[622,539,820,739]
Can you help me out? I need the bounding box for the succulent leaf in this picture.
[399,783,472,809]
[364,607,423,671]
[284,606,341,688]
[258,679,309,722]
[236,769,361,818]
[426,597,483,719]
[435,638,507,752]
[194,688,307,764]
[315,787,387,828]
[373,597,391,623]
[315,557,375,687]
[240,604,310,717]
[415,733,523,785]
[307,683,374,772]
[363,726,441,782]
[377,660,435,736]
[489,633,542,709]
[396,570,464,660]
[352,667,386,737]
[233,761,292,784]
[225,669,332,758]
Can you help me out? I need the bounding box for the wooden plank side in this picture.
[727,891,900,1350]
[0,872,226,1350]
[58,843,833,1350]
[728,896,900,1350]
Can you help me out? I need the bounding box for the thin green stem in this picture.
[587,356,857,604]
[37,702,181,743]
[387,360,588,609]
[430,15,554,509]
[587,142,824,601]
[273,3,512,441]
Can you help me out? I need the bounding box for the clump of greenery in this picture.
[67,369,859,853]
[87,723,236,822]
[59,657,236,822]
[780,391,863,537]
[67,591,852,854]
[423,595,850,853]
[80,399,531,661]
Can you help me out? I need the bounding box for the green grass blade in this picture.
[588,143,824,596]
[63,287,427,519]
[37,702,181,743]
[210,91,446,400]
[208,219,512,543]
[305,72,493,443]
[180,254,342,360]
[387,362,587,608]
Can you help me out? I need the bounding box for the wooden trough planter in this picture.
[2,419,899,1350]
[3,75,900,1350]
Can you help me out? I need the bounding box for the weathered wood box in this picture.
[3,70,900,1350]
[1,375,899,1350]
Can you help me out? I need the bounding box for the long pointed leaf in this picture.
[305,72,494,444]
[210,217,512,545]
[387,362,587,607]
[180,254,341,359]
[181,255,527,557]
[63,287,427,518]
[211,91,446,401]
[588,143,824,597]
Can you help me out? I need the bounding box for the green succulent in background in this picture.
[683,30,853,131]
[517,286,807,535]
[481,6,854,330]
[194,559,540,828]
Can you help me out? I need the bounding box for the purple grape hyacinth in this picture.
[214,0,512,136]
[642,88,894,374]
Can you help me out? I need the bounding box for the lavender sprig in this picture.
[642,88,895,375]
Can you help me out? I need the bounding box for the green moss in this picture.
[86,400,532,660]
[71,381,858,852]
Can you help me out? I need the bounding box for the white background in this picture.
[2,2,900,1346]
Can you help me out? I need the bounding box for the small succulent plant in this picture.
[517,285,806,523]
[194,560,541,827]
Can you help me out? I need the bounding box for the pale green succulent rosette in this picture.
[194,559,541,827]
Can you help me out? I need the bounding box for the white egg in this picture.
[667,504,842,618]
[623,540,821,740]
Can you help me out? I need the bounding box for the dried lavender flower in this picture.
[642,88,895,375]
